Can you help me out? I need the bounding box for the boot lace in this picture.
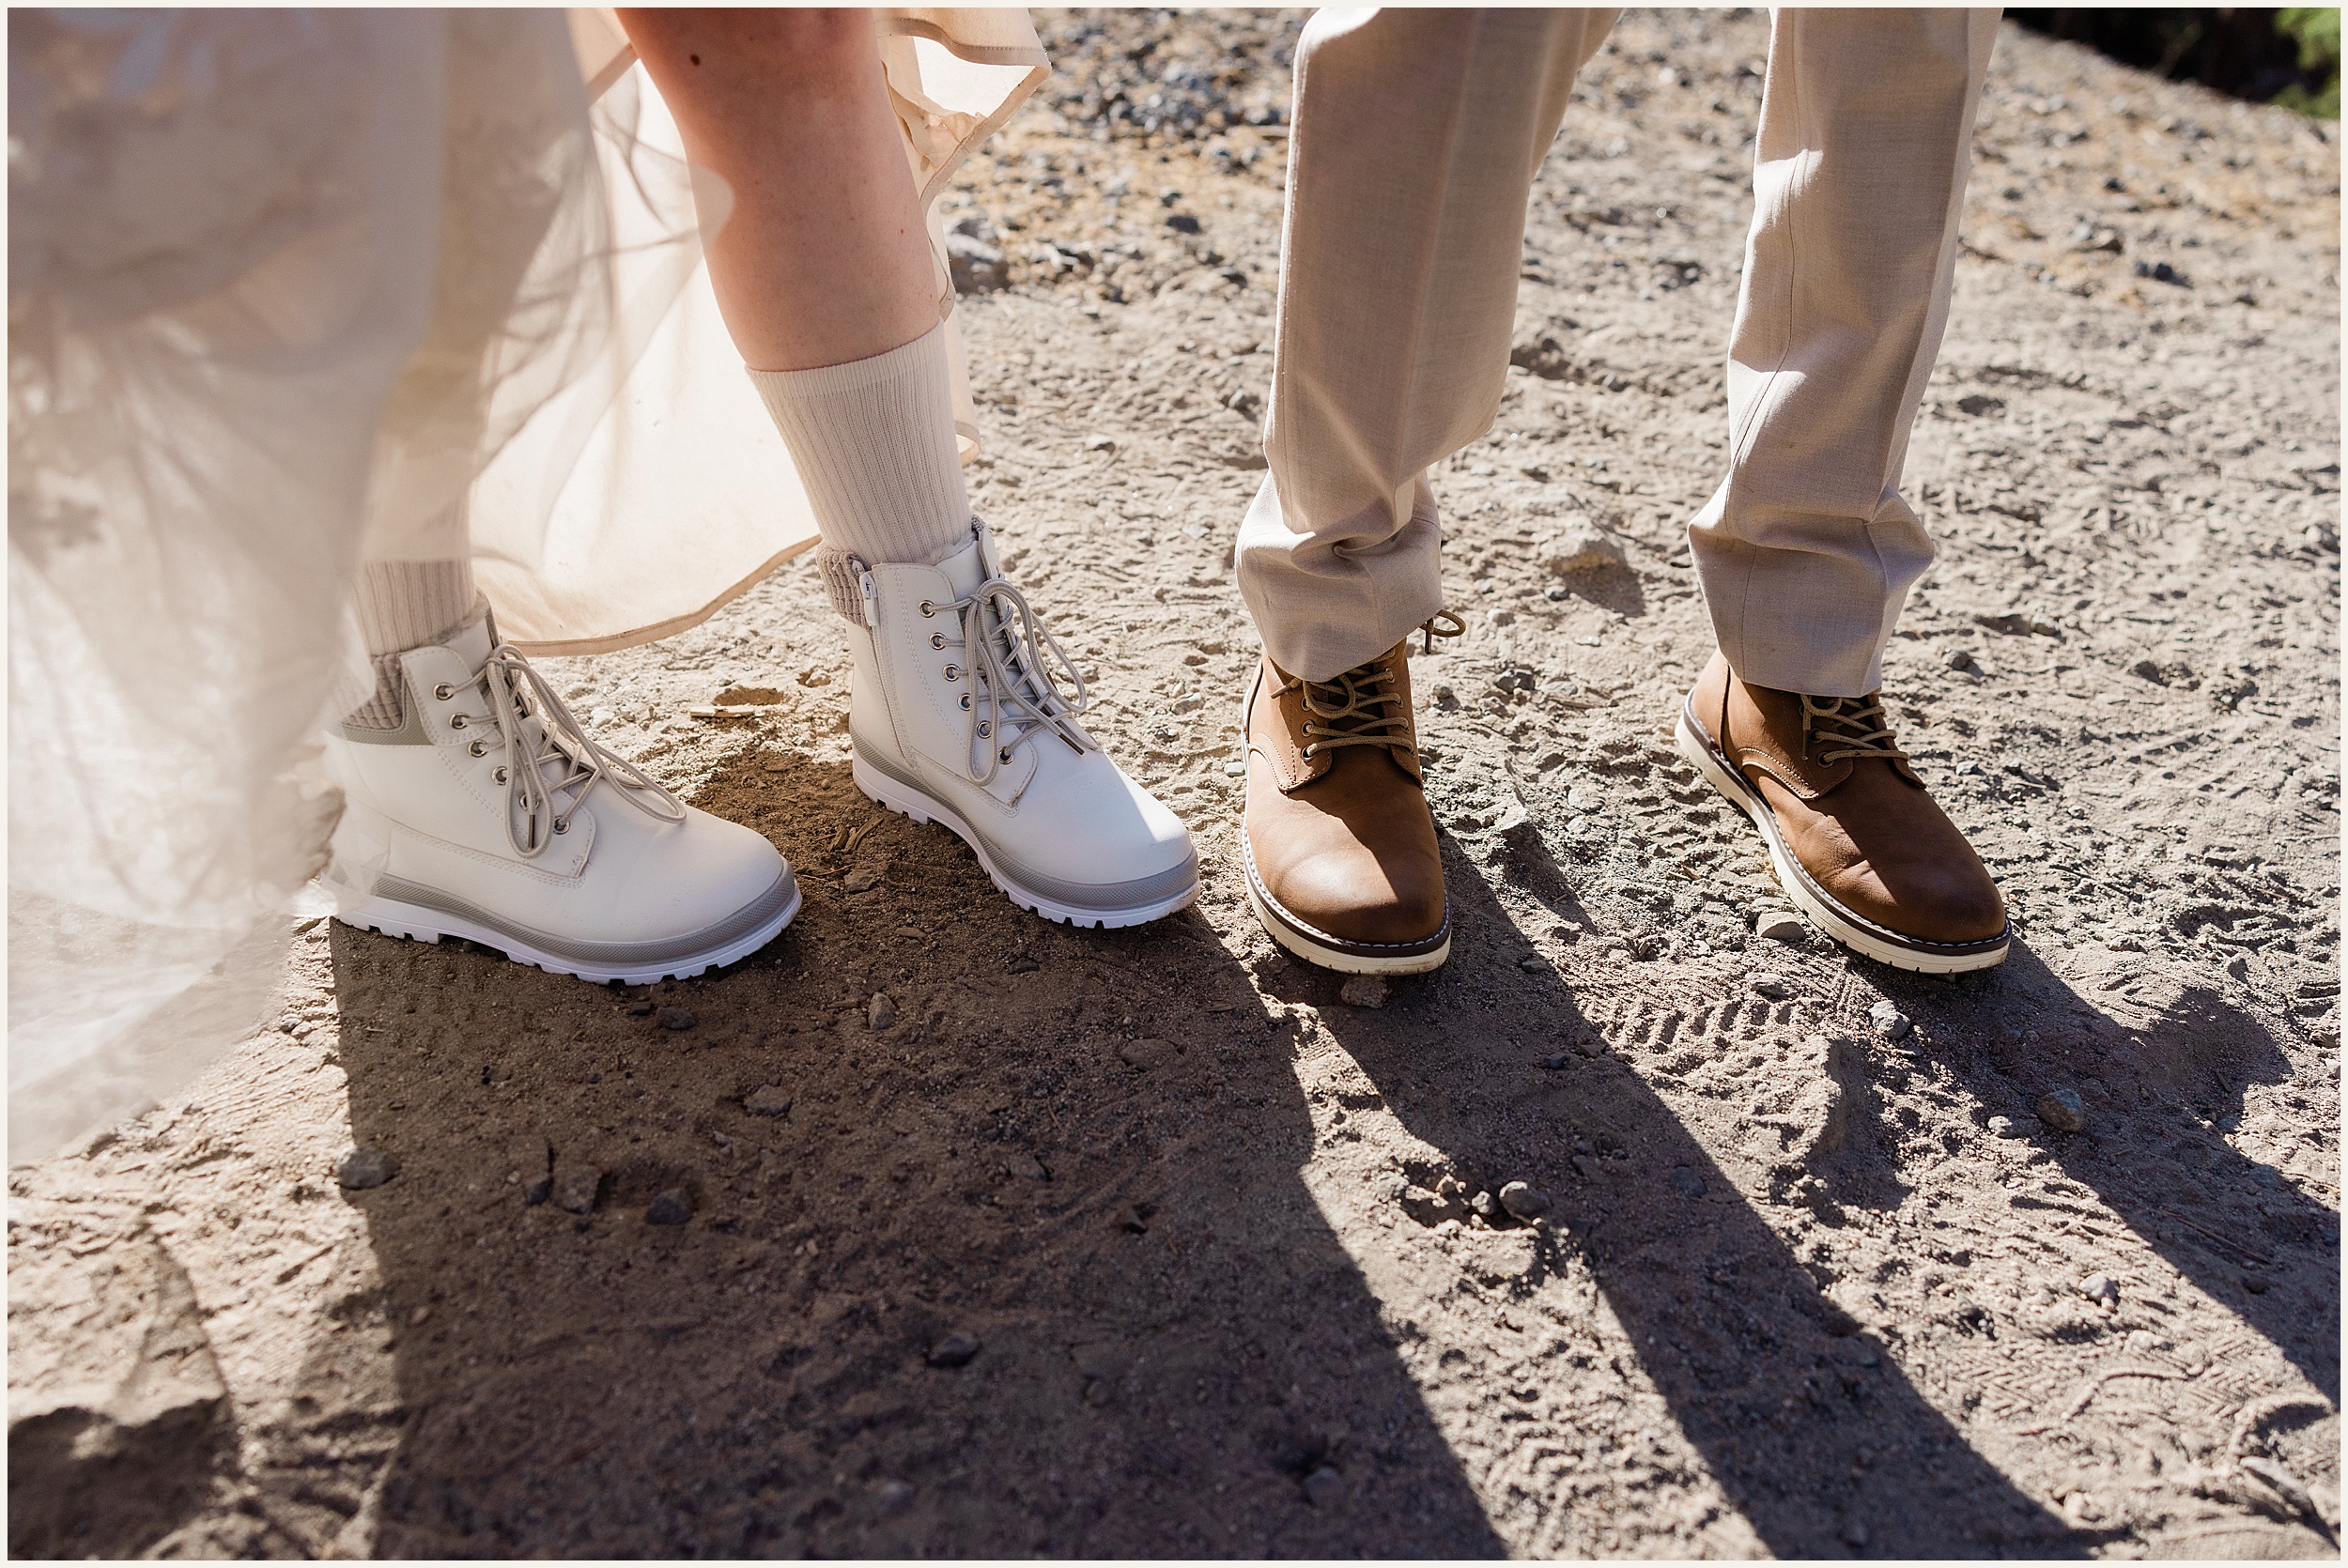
[1283,611,1463,762]
[1801,693,1911,767]
[446,642,686,858]
[927,576,1092,805]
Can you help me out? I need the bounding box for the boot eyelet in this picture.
[493,767,508,784]
[448,715,467,730]
[959,694,971,710]
[434,683,455,701]
[553,818,569,836]
[976,721,992,737]
[919,600,935,618]
[469,740,489,758]
[998,747,1012,764]
[930,633,946,650]
[943,665,961,681]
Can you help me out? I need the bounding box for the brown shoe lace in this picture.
[1801,693,1920,779]
[1281,612,1464,762]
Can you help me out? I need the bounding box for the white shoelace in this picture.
[446,643,685,857]
[929,576,1091,804]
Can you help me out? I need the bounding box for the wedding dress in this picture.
[8,7,1045,1160]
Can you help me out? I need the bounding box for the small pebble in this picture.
[1498,1180,1551,1221]
[1338,975,1390,1009]
[1986,1115,2016,1139]
[1470,1190,1501,1222]
[869,992,898,1029]
[927,1331,981,1369]
[1004,954,1042,974]
[843,867,884,895]
[2037,1088,2085,1132]
[1223,759,1245,777]
[1868,1000,1912,1039]
[1084,433,1117,451]
[1302,1466,1346,1508]
[2078,1271,2118,1307]
[554,1162,603,1215]
[335,1146,398,1191]
[627,999,656,1017]
[645,1189,693,1226]
[657,1006,696,1031]
[1666,1166,1707,1199]
[1753,910,1806,942]
[1750,974,1791,1001]
[745,1085,794,1117]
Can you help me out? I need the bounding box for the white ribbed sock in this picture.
[346,560,478,729]
[747,322,973,621]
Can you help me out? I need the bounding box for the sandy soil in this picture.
[9,10,2340,1559]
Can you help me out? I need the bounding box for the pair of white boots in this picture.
[323,524,1196,984]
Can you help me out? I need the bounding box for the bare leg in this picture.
[617,8,935,372]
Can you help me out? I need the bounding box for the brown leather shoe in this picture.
[1241,626,1459,974]
[1676,652,2009,973]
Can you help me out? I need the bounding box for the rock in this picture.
[1470,1190,1501,1222]
[554,1161,604,1215]
[2225,953,2250,980]
[1786,1075,1849,1161]
[1012,1152,1050,1181]
[2078,1271,2119,1307]
[1005,953,1042,974]
[1302,1466,1346,1508]
[1544,525,1628,575]
[745,1085,794,1117]
[869,992,898,1029]
[1942,645,1979,673]
[1986,1115,2016,1139]
[335,1146,398,1191]
[946,231,1008,292]
[1868,1000,1912,1039]
[2037,1088,2086,1132]
[627,998,656,1016]
[1753,909,1806,943]
[842,866,884,895]
[656,1006,696,1032]
[645,1189,693,1226]
[927,1331,981,1369]
[1750,973,1791,1001]
[1338,975,1390,1009]
[1498,1180,1551,1221]
[1667,1166,1707,1199]
[512,1134,552,1207]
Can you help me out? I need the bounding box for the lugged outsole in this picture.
[335,884,802,987]
[1673,706,2008,975]
[851,758,1198,930]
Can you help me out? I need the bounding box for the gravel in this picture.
[870,992,899,1030]
[1498,1180,1552,1221]
[657,1007,697,1032]
[1753,910,1806,942]
[1868,1000,1913,1039]
[553,1162,603,1216]
[926,1331,981,1369]
[2037,1088,2086,1132]
[645,1189,694,1226]
[745,1086,794,1116]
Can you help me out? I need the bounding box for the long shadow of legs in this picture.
[1877,941,2339,1402]
[1310,838,2084,1558]
[322,749,1501,1555]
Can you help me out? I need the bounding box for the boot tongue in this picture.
[935,532,989,599]
[444,605,497,674]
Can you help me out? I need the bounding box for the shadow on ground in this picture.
[316,752,1502,1556]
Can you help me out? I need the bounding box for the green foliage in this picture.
[2275,8,2340,118]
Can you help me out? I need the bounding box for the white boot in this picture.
[322,607,799,984]
[842,524,1197,927]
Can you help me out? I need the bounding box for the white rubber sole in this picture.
[1674,707,2007,975]
[1245,878,1452,976]
[851,757,1198,929]
[335,884,802,987]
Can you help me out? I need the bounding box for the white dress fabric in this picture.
[7,8,1046,1161]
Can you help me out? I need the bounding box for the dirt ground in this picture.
[9,10,2340,1559]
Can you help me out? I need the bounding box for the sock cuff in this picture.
[745,319,951,400]
[814,549,869,623]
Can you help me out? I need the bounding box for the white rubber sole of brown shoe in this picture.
[1239,832,1452,975]
[1674,708,2008,975]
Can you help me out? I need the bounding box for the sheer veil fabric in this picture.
[7,8,1046,1161]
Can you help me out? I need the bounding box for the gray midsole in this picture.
[855,741,1197,911]
[364,864,798,965]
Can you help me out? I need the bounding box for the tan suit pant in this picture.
[1235,8,2000,696]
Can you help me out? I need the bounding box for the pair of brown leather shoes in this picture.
[1240,638,2007,975]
